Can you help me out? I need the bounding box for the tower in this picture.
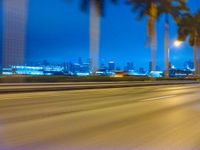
[108,61,115,71]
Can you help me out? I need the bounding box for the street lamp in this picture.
[174,40,183,47]
[165,40,183,78]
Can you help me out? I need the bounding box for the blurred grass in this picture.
[0,75,199,83]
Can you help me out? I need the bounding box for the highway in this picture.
[1,83,200,150]
[0,81,198,93]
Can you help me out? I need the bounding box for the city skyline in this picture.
[0,0,199,70]
[17,57,195,72]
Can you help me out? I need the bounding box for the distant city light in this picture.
[171,65,175,69]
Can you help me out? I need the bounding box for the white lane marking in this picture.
[0,96,35,101]
[0,97,12,100]
[141,95,177,102]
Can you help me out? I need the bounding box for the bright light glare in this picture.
[174,40,183,47]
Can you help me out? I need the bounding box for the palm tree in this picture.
[81,0,117,74]
[127,0,187,74]
[127,0,159,72]
[127,0,158,71]
[177,11,200,77]
[157,0,188,78]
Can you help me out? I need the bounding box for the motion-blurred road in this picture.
[1,83,200,150]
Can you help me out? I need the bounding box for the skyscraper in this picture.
[139,67,145,74]
[149,62,152,72]
[108,61,115,71]
[2,0,28,67]
[124,62,134,72]
[78,57,83,65]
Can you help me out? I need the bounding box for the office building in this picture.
[108,61,115,71]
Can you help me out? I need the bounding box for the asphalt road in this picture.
[0,81,199,93]
[1,84,200,150]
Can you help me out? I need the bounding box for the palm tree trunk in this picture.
[197,38,200,77]
[148,2,157,72]
[194,45,198,77]
[164,15,170,78]
[90,0,100,75]
[194,33,199,77]
[196,47,200,77]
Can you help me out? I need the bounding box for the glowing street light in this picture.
[174,40,183,47]
[165,40,183,78]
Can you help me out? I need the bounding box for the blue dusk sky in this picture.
[0,0,200,69]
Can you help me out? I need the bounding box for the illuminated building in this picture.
[43,66,64,75]
[2,66,43,75]
[139,67,145,74]
[149,62,152,72]
[108,61,115,71]
[124,62,135,72]
[184,60,194,70]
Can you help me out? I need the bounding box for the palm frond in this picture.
[177,10,200,47]
[80,0,118,16]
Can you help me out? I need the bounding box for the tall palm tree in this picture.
[177,11,200,77]
[81,0,117,74]
[127,0,188,74]
[157,0,188,78]
[127,0,159,72]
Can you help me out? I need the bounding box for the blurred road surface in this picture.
[0,81,199,93]
[1,84,200,150]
